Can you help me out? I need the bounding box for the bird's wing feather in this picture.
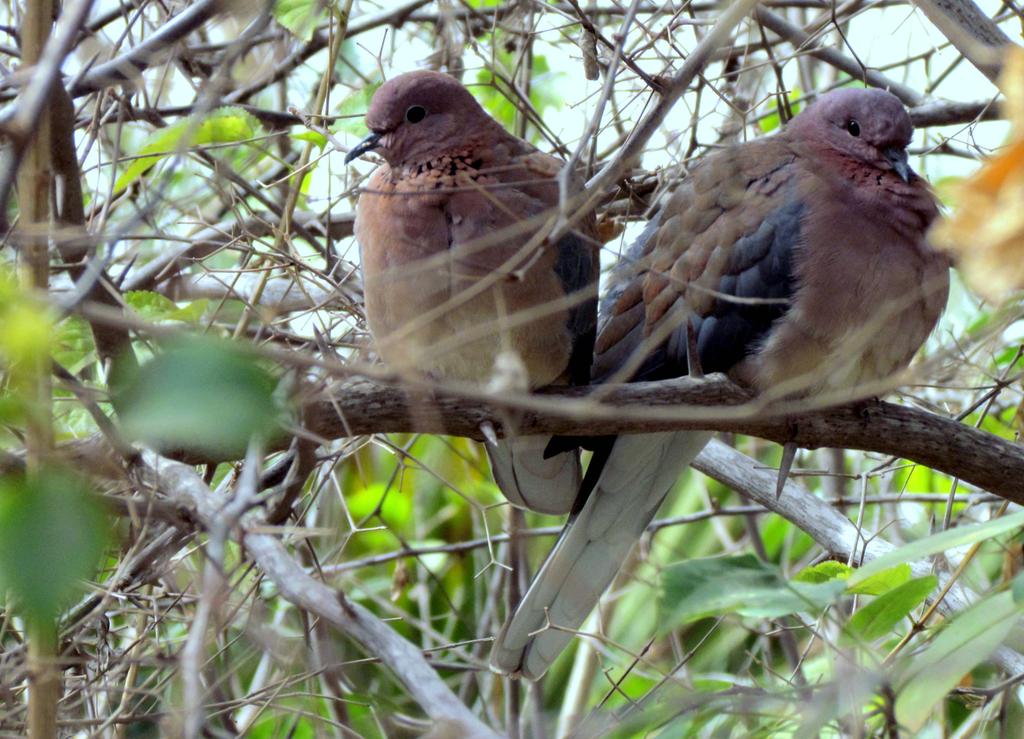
[594,141,802,383]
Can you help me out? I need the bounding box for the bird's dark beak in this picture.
[883,147,911,183]
[345,131,382,164]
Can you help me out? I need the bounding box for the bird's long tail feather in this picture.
[487,437,581,516]
[490,430,712,679]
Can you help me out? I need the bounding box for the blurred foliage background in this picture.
[0,0,1023,737]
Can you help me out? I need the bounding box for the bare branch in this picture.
[47,374,1024,509]
[909,0,1013,82]
[578,0,763,215]
[693,439,1024,675]
[292,376,1024,505]
[137,453,501,738]
[753,7,923,105]
[69,0,224,97]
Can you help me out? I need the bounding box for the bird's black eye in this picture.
[405,105,427,124]
[846,119,861,137]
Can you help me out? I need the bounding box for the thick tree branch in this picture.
[297,375,1024,504]
[47,373,1024,506]
[0,0,94,223]
[50,84,136,369]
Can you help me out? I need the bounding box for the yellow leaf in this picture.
[930,47,1024,301]
[0,302,53,366]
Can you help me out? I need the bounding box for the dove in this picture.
[347,71,600,515]
[491,87,950,680]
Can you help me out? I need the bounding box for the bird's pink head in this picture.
[786,87,916,182]
[346,71,496,168]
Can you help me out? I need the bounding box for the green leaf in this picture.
[795,561,852,584]
[274,0,327,41]
[794,561,911,596]
[932,175,964,207]
[111,336,281,457]
[336,83,381,135]
[1012,571,1024,604]
[0,468,109,621]
[0,298,54,366]
[53,315,95,371]
[125,290,179,320]
[291,130,327,150]
[168,299,209,323]
[847,510,1024,587]
[125,291,208,323]
[843,575,937,644]
[660,554,845,628]
[474,53,562,134]
[848,563,912,596]
[895,591,1021,731]
[758,89,804,133]
[114,107,263,193]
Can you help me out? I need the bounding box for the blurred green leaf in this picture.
[125,291,207,324]
[273,0,328,41]
[932,175,965,207]
[0,467,109,621]
[168,299,209,323]
[406,539,448,572]
[336,83,381,136]
[0,294,54,367]
[347,481,412,531]
[843,575,937,644]
[0,391,24,425]
[475,54,561,134]
[795,561,911,596]
[849,563,912,596]
[795,561,852,584]
[115,107,263,194]
[249,713,318,739]
[125,289,174,318]
[893,462,948,495]
[758,89,803,133]
[53,315,95,372]
[1013,571,1024,603]
[848,510,1024,587]
[660,554,845,628]
[895,591,1021,731]
[291,130,328,149]
[761,511,814,562]
[111,336,280,457]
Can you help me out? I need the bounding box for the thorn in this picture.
[686,318,704,378]
[776,442,798,499]
[480,421,499,447]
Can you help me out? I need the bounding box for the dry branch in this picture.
[753,7,923,105]
[910,0,1013,82]
[49,373,1024,506]
[577,0,763,225]
[69,0,224,96]
[295,375,1024,504]
[138,452,501,739]
[693,440,1024,675]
